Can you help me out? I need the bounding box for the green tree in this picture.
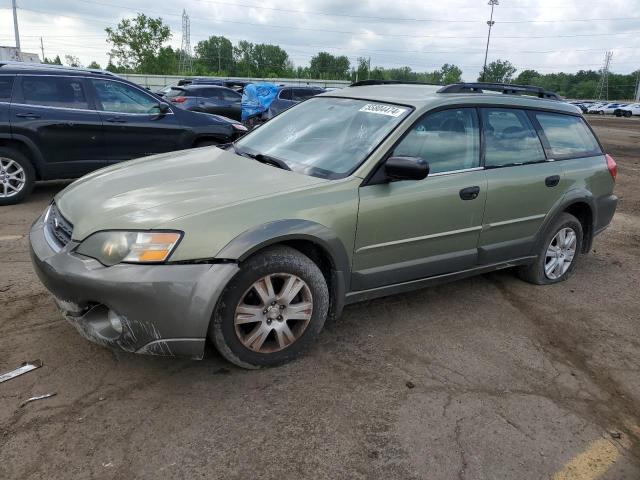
[87,61,101,69]
[43,55,63,65]
[194,36,234,74]
[309,52,350,80]
[105,14,171,71]
[479,59,516,83]
[234,40,255,76]
[252,44,289,77]
[64,55,82,67]
[440,63,462,84]
[515,69,540,85]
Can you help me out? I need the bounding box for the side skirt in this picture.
[344,256,536,305]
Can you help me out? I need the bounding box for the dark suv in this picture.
[0,63,247,205]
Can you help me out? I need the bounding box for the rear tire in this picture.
[624,111,632,118]
[210,245,329,369]
[0,148,35,206]
[518,213,583,285]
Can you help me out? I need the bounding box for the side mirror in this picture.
[157,103,170,114]
[385,156,429,181]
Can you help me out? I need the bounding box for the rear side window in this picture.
[278,88,292,100]
[22,76,89,109]
[201,88,222,99]
[0,76,14,102]
[393,108,480,174]
[534,113,602,158]
[482,108,546,167]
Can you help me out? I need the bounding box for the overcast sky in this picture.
[1,0,639,80]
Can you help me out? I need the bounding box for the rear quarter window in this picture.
[0,76,14,102]
[535,113,602,159]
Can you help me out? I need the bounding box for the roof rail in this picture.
[350,80,438,87]
[438,82,561,100]
[0,61,117,76]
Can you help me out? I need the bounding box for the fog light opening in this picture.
[107,310,124,335]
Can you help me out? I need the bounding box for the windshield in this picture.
[235,97,411,179]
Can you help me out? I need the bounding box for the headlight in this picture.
[76,231,182,266]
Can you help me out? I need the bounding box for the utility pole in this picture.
[368,57,371,80]
[482,0,499,82]
[178,10,193,75]
[12,0,22,60]
[635,71,640,101]
[40,37,45,63]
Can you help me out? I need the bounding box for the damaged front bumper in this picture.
[29,212,239,359]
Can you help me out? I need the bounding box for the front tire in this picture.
[518,213,583,285]
[210,246,329,369]
[0,148,35,206]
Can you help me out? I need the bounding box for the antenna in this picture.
[595,51,613,101]
[179,9,193,75]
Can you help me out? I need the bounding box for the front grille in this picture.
[45,203,74,249]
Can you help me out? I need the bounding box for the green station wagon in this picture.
[30,82,618,368]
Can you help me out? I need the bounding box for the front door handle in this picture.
[106,117,127,123]
[16,113,40,119]
[545,175,560,187]
[460,186,480,200]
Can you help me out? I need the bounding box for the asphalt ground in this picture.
[1,115,639,479]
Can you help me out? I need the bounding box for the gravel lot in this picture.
[1,116,639,479]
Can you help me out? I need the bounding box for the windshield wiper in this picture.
[232,145,291,171]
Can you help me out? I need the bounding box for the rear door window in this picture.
[22,76,90,109]
[200,88,222,99]
[221,89,241,102]
[292,88,318,101]
[534,112,602,158]
[0,76,14,102]
[482,108,546,167]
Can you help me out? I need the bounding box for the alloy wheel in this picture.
[0,158,26,198]
[544,227,577,280]
[234,273,313,353]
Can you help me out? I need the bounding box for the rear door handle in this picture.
[16,113,40,119]
[460,186,480,200]
[545,175,560,187]
[106,117,127,123]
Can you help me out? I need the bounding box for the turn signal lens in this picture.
[125,232,182,263]
[605,154,617,182]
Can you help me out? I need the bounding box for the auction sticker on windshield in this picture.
[359,104,408,117]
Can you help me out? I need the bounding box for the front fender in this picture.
[216,219,351,318]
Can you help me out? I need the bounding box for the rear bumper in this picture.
[594,193,618,235]
[29,212,239,358]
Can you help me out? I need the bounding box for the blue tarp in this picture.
[241,82,279,121]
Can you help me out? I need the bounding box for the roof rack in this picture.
[438,82,561,100]
[0,61,116,76]
[350,80,438,87]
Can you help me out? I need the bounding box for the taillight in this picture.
[171,96,187,103]
[605,154,617,182]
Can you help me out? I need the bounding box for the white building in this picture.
[0,46,40,63]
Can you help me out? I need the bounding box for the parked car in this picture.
[30,81,617,368]
[0,62,247,205]
[616,103,640,117]
[590,103,628,115]
[243,85,326,128]
[177,77,249,92]
[165,85,242,121]
[267,85,326,118]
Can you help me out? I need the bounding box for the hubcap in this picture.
[234,273,313,353]
[0,158,26,198]
[544,227,577,280]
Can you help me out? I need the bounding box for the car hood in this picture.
[56,147,328,240]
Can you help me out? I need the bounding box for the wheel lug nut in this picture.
[278,315,283,321]
[263,309,268,314]
[279,304,285,309]
[266,319,272,325]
